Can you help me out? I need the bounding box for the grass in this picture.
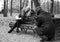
[0,14,60,42]
[0,14,41,42]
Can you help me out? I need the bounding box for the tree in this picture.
[3,0,8,17]
[33,0,40,8]
[53,1,60,14]
[50,0,54,14]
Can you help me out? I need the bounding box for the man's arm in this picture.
[35,22,50,35]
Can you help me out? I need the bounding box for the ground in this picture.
[0,14,41,42]
[0,14,60,42]
[0,25,41,42]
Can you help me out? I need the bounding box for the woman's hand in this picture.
[15,15,22,20]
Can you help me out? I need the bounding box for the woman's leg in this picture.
[8,20,19,33]
[16,20,26,33]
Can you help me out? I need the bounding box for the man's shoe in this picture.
[8,30,13,33]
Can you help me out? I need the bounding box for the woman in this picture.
[8,6,33,33]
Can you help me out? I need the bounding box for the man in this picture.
[35,7,55,41]
[32,0,55,40]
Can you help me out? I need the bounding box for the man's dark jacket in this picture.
[35,9,55,41]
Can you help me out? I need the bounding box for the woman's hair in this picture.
[31,9,36,14]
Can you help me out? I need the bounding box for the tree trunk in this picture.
[50,0,54,14]
[33,0,40,8]
[4,0,8,17]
